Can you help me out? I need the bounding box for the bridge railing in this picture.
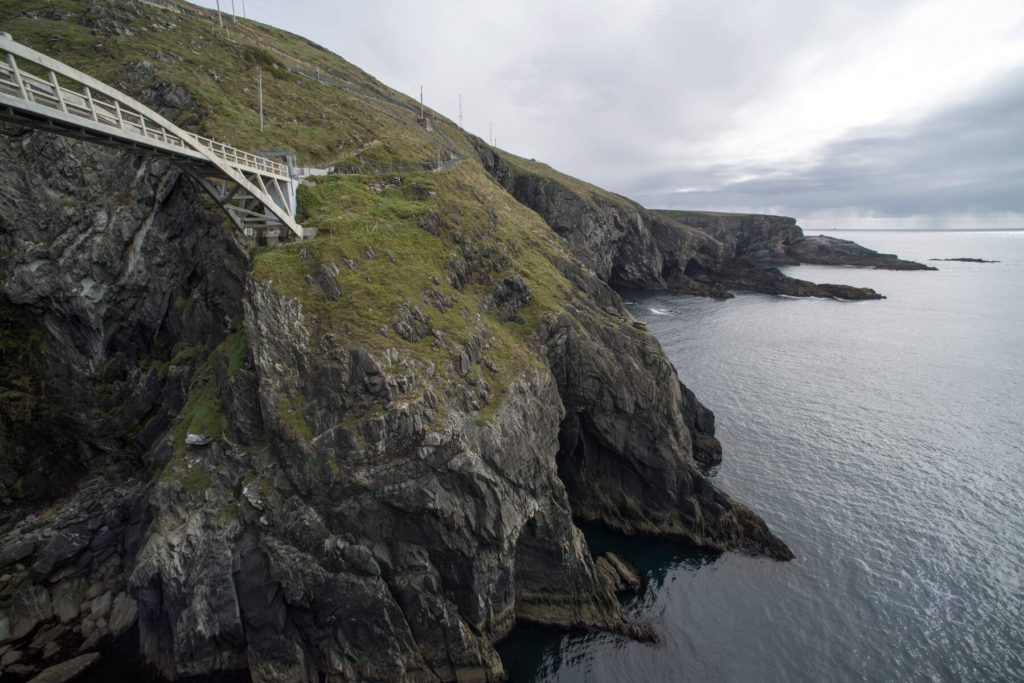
[0,48,287,178]
[191,135,287,177]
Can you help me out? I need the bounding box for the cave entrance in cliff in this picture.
[554,410,595,507]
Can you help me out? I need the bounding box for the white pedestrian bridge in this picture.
[0,32,315,240]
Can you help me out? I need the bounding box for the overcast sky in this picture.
[196,0,1024,229]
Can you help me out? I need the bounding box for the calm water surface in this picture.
[498,230,1024,682]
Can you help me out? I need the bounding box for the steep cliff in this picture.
[653,211,803,265]
[0,2,789,682]
[655,210,935,270]
[475,145,884,300]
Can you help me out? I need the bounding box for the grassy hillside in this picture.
[1,0,473,166]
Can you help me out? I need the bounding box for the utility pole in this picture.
[231,0,237,22]
[489,121,492,145]
[458,93,463,128]
[419,85,424,119]
[215,0,223,28]
[257,67,263,132]
[241,0,246,19]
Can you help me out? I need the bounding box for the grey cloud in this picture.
[628,66,1024,220]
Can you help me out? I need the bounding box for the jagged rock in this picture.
[31,526,93,577]
[477,143,903,300]
[680,382,723,468]
[29,623,66,651]
[184,433,213,447]
[315,263,342,301]
[596,553,642,593]
[391,302,432,342]
[489,275,531,322]
[0,540,34,568]
[417,209,441,235]
[25,652,100,683]
[86,591,112,621]
[9,585,53,641]
[656,210,804,265]
[0,14,800,683]
[50,579,86,623]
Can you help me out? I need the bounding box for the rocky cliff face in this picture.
[475,144,885,301]
[472,142,728,298]
[653,211,804,265]
[0,134,787,683]
[655,210,934,271]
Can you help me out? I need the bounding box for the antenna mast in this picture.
[257,67,264,132]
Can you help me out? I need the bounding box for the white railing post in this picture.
[6,54,27,100]
[47,70,67,112]
[82,86,99,121]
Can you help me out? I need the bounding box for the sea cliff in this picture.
[0,2,927,682]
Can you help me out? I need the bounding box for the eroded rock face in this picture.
[474,142,725,297]
[0,128,243,679]
[654,211,804,265]
[0,131,246,507]
[475,143,885,301]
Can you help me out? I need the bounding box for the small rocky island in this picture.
[930,257,1000,263]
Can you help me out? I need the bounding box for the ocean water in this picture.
[498,230,1024,682]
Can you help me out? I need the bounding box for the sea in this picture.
[497,229,1024,682]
